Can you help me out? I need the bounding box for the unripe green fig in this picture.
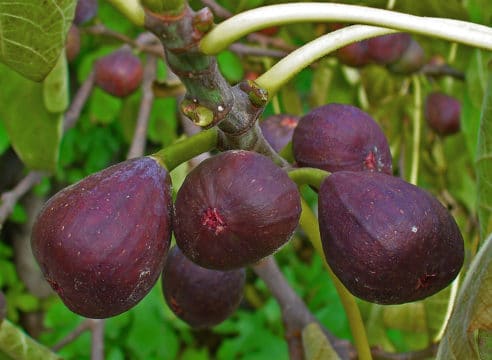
[162,246,245,328]
[31,156,173,318]
[318,171,464,304]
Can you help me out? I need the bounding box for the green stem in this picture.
[299,198,373,360]
[257,25,396,98]
[152,128,218,171]
[0,320,61,360]
[200,3,492,55]
[105,0,145,26]
[409,75,422,185]
[288,167,330,189]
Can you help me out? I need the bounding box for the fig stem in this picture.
[200,3,492,55]
[299,197,373,360]
[288,167,330,190]
[152,128,218,171]
[409,75,422,185]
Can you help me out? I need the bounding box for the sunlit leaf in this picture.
[437,233,492,359]
[302,322,341,360]
[0,0,76,81]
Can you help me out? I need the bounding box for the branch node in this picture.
[239,80,269,107]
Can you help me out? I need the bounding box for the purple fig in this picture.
[318,171,464,304]
[162,246,245,328]
[388,38,425,74]
[31,156,173,318]
[74,0,98,25]
[424,92,461,136]
[65,25,81,63]
[336,40,371,68]
[173,150,301,270]
[367,33,412,65]
[260,114,299,152]
[94,49,143,98]
[292,103,392,174]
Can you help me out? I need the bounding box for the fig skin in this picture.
[292,103,392,174]
[424,92,461,136]
[74,0,98,25]
[31,156,173,318]
[367,33,412,65]
[162,246,245,328]
[388,38,425,74]
[94,49,143,98]
[260,114,299,152]
[173,150,301,270]
[318,171,464,304]
[336,40,371,68]
[65,25,81,63]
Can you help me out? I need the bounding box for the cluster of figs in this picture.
[31,102,464,327]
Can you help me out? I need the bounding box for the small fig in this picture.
[388,38,425,74]
[292,103,392,174]
[162,246,245,328]
[367,33,412,65]
[94,49,143,98]
[74,0,98,25]
[65,25,81,63]
[31,156,173,318]
[424,92,461,136]
[336,40,371,68]
[173,150,301,270]
[318,171,464,304]
[260,114,299,152]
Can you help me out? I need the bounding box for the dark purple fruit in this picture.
[424,92,461,136]
[162,246,245,328]
[292,103,392,174]
[336,40,371,68]
[65,25,81,63]
[260,114,299,152]
[318,171,464,304]
[173,150,301,270]
[94,49,143,98]
[31,156,173,318]
[367,33,412,65]
[74,0,98,25]
[388,38,425,74]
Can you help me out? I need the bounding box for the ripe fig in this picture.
[318,171,464,304]
[367,33,412,65]
[336,40,371,68]
[388,38,425,74]
[424,92,461,136]
[260,114,299,152]
[162,246,245,328]
[173,150,301,270]
[31,156,173,318]
[65,25,81,63]
[292,103,392,174]
[74,0,98,25]
[94,49,143,98]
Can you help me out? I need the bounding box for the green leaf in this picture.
[0,0,76,81]
[437,233,492,359]
[301,323,341,360]
[217,50,244,84]
[0,121,9,156]
[476,61,492,241]
[43,53,69,113]
[0,63,62,172]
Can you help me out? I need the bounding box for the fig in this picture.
[162,246,245,328]
[260,114,299,152]
[388,38,425,74]
[424,92,461,136]
[336,40,371,68]
[367,33,412,65]
[74,0,98,25]
[318,171,464,304]
[173,150,301,270]
[292,103,392,174]
[94,49,143,98]
[31,156,173,318]
[65,25,81,63]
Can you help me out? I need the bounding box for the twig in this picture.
[90,320,105,360]
[371,343,439,360]
[253,256,354,360]
[201,0,232,18]
[0,172,44,231]
[127,55,157,159]
[229,43,287,58]
[420,63,465,80]
[52,319,92,351]
[64,70,96,131]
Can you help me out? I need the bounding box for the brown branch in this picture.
[90,319,105,360]
[229,43,287,58]
[200,0,232,18]
[52,319,92,351]
[64,70,96,131]
[420,63,465,81]
[127,55,158,159]
[0,172,44,231]
[253,256,354,360]
[371,343,439,360]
